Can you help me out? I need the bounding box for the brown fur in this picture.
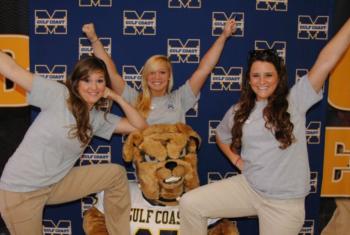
[208,219,240,235]
[83,123,239,235]
[83,207,108,235]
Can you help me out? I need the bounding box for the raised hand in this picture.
[103,87,112,99]
[82,23,98,43]
[222,19,237,38]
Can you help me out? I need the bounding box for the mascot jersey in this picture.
[95,182,218,235]
[96,182,179,235]
[129,182,180,235]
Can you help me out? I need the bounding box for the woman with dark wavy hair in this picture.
[0,52,147,235]
[179,18,350,235]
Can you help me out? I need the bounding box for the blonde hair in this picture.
[136,55,173,118]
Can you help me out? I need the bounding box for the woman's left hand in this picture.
[103,87,111,99]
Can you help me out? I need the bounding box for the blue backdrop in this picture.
[28,1,333,234]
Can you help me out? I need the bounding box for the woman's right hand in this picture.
[236,158,244,171]
[222,19,237,38]
[82,23,98,43]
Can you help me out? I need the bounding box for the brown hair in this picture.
[65,56,111,146]
[231,49,295,150]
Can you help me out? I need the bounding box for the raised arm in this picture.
[82,23,126,95]
[188,19,237,96]
[308,17,350,93]
[0,51,34,92]
[216,135,243,171]
[103,87,147,134]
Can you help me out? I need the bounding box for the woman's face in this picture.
[77,70,106,108]
[249,61,279,101]
[146,62,170,97]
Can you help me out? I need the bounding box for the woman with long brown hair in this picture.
[179,18,350,235]
[0,52,147,235]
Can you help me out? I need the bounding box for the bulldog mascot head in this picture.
[123,123,201,206]
[83,123,239,235]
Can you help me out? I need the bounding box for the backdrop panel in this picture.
[27,1,333,234]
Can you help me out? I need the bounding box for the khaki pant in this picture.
[0,164,130,235]
[321,198,350,235]
[179,174,305,235]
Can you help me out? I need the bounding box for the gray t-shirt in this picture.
[0,76,120,192]
[122,81,199,124]
[216,75,322,199]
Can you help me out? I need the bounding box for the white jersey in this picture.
[95,182,218,235]
[96,182,180,234]
[129,182,180,235]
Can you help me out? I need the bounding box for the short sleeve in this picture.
[92,111,121,140]
[122,84,139,105]
[28,75,66,110]
[216,105,235,145]
[289,75,323,114]
[176,81,200,112]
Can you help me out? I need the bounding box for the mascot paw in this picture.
[83,207,108,235]
[208,219,239,235]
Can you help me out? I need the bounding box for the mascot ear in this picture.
[123,131,143,162]
[175,123,201,152]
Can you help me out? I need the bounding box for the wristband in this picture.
[91,37,99,44]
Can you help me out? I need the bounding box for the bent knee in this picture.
[179,191,197,210]
[104,164,128,186]
[108,164,127,178]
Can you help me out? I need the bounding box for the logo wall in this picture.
[43,220,72,235]
[35,65,67,82]
[79,0,112,7]
[168,0,201,8]
[306,121,321,145]
[299,220,314,235]
[210,66,242,92]
[123,65,143,91]
[255,40,287,62]
[208,120,220,144]
[168,38,200,63]
[212,12,244,37]
[80,145,111,165]
[256,0,288,11]
[297,15,328,40]
[123,10,157,35]
[79,37,111,59]
[35,10,67,34]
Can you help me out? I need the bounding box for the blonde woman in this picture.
[82,19,236,124]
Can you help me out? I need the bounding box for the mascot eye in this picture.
[179,148,187,159]
[144,154,158,162]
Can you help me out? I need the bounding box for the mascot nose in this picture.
[165,161,178,171]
